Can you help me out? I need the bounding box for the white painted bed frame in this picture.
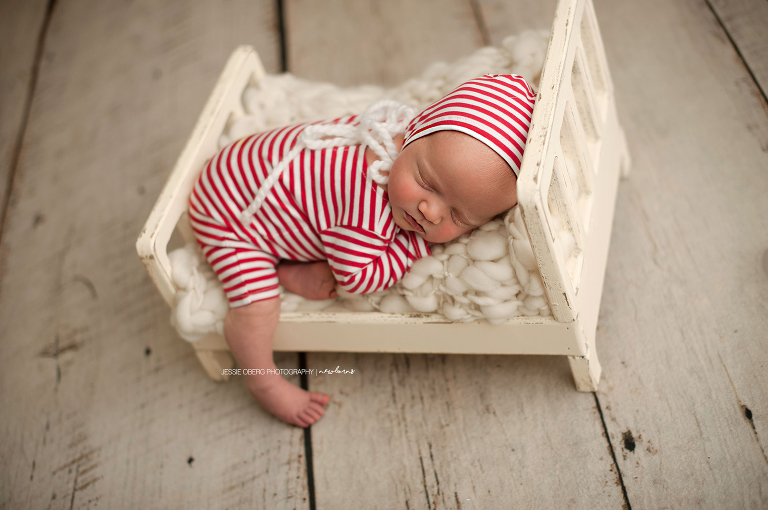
[136,0,629,391]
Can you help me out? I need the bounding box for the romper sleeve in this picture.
[319,226,431,294]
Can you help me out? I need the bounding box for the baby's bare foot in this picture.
[247,372,330,428]
[277,261,337,300]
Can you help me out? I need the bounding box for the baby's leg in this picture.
[224,298,330,427]
[277,260,337,300]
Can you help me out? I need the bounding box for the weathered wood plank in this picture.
[0,1,311,508]
[485,0,768,505]
[594,0,768,502]
[486,0,768,506]
[309,353,625,508]
[0,0,49,229]
[709,0,768,98]
[289,1,624,506]
[593,2,768,506]
[479,0,557,45]
[284,0,486,87]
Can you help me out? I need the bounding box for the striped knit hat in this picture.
[403,74,537,176]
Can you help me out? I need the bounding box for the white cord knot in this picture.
[356,100,415,184]
[240,99,415,223]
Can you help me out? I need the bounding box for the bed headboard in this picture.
[517,0,623,326]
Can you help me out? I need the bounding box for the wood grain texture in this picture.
[0,0,49,228]
[4,0,767,506]
[0,0,309,508]
[484,0,768,506]
[284,0,485,87]
[709,0,768,98]
[593,0,768,505]
[479,0,557,46]
[308,353,625,508]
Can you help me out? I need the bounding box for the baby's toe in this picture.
[304,406,322,422]
[292,414,310,428]
[310,392,330,406]
[308,401,326,417]
[298,408,319,426]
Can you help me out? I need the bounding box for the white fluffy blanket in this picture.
[171,30,562,342]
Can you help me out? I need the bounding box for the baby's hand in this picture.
[276,261,337,300]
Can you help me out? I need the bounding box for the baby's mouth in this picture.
[404,211,425,234]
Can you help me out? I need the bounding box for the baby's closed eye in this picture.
[417,170,433,191]
[451,210,470,227]
[454,210,481,229]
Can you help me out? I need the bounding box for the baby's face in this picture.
[387,131,518,243]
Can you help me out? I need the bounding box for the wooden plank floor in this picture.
[0,0,49,231]
[1,0,766,508]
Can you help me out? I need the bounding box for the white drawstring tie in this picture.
[240,100,415,223]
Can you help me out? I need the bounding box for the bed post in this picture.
[194,348,234,382]
[568,337,601,392]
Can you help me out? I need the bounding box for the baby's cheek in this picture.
[390,175,416,204]
[433,224,470,243]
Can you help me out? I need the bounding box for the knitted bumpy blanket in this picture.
[170,30,567,342]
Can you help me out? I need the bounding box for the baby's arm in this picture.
[276,260,337,300]
[320,226,429,294]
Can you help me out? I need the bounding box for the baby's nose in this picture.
[418,201,441,224]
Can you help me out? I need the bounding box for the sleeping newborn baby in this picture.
[189,74,536,427]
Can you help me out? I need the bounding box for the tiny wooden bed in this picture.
[136,0,629,391]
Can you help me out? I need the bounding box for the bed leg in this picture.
[568,346,601,392]
[195,349,235,382]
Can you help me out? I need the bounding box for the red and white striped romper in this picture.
[189,116,430,308]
